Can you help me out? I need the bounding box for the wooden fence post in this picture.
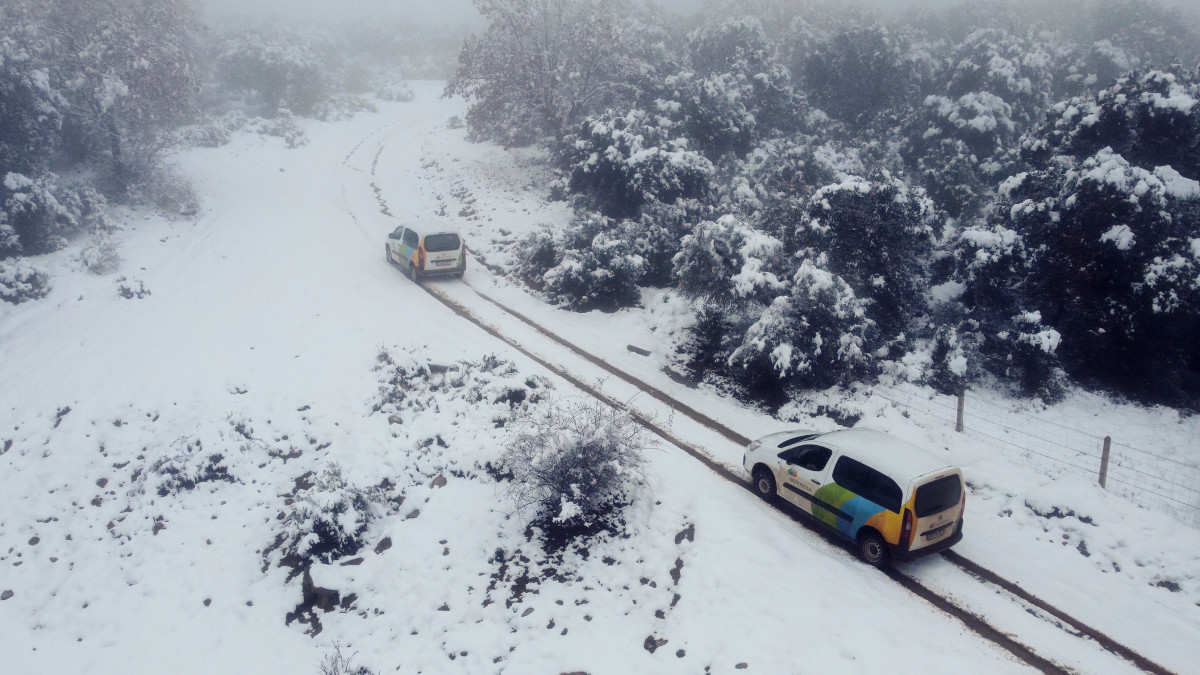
[955,388,965,433]
[1099,436,1112,489]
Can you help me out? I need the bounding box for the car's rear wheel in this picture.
[752,467,776,499]
[408,264,419,282]
[858,530,889,568]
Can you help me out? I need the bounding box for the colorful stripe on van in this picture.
[810,483,902,542]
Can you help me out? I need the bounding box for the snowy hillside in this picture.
[2,83,1198,674]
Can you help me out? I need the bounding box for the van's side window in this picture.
[832,457,902,513]
[402,229,419,248]
[784,445,831,472]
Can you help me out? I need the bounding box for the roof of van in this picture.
[399,220,460,236]
[817,428,953,480]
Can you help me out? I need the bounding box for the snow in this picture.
[997,171,1026,199]
[1,81,1199,675]
[1139,72,1197,113]
[1100,224,1136,250]
[1154,165,1200,200]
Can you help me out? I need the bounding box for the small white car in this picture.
[385,223,466,280]
[743,427,964,566]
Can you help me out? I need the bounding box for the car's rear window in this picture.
[425,233,461,252]
[915,474,962,517]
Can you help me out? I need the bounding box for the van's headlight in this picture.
[747,440,762,452]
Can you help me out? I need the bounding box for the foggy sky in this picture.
[199,0,1200,29]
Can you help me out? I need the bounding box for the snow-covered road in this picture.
[1,82,1196,674]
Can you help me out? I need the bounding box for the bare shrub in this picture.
[125,165,199,217]
[500,399,650,530]
[318,643,374,675]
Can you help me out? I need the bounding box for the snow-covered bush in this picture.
[673,214,784,306]
[560,108,713,219]
[215,32,329,117]
[514,226,563,290]
[925,325,972,396]
[500,399,649,533]
[543,231,644,312]
[2,172,73,256]
[115,276,150,299]
[79,231,121,274]
[180,112,241,148]
[727,259,875,394]
[182,110,308,150]
[373,348,551,429]
[976,134,1200,404]
[280,463,389,565]
[312,95,377,122]
[125,166,199,216]
[375,81,414,102]
[246,111,309,148]
[792,171,939,341]
[1023,69,1200,179]
[0,259,51,304]
[799,25,926,129]
[153,453,236,496]
[517,214,644,312]
[628,198,713,287]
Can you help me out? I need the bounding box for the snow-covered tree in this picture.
[446,0,656,146]
[965,87,1200,404]
[792,171,939,341]
[673,214,785,307]
[32,0,199,183]
[215,32,329,117]
[0,35,61,178]
[560,108,713,219]
[726,258,874,394]
[1023,69,1200,179]
[797,25,928,130]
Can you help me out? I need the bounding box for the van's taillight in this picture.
[418,247,426,270]
[900,508,914,551]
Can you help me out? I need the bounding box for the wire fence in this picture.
[876,383,1200,528]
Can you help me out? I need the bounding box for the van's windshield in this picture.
[915,475,962,517]
[425,233,461,252]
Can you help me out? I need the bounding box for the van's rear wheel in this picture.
[408,264,419,282]
[858,530,889,568]
[752,468,776,499]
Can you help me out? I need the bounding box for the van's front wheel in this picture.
[857,530,889,568]
[752,468,776,499]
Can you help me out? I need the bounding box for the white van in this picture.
[385,223,466,280]
[743,428,964,567]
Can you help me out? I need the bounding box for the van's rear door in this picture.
[907,470,964,552]
[423,233,462,269]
